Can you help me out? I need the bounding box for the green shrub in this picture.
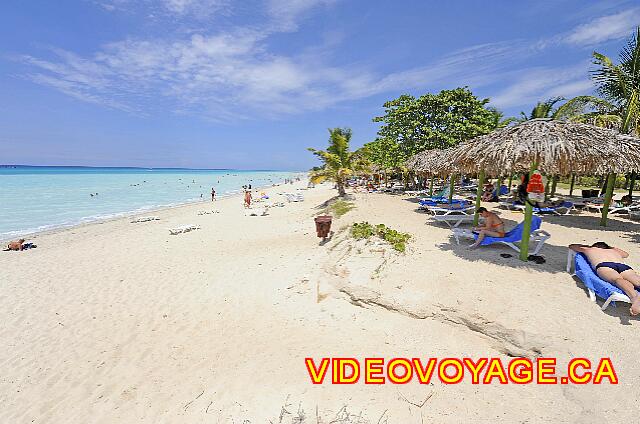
[328,200,356,217]
[350,222,411,252]
[351,221,375,239]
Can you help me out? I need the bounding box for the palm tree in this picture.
[590,27,640,195]
[308,128,368,197]
[519,97,566,121]
[487,107,517,129]
[591,26,640,136]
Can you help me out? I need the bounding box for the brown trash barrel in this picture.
[314,215,333,239]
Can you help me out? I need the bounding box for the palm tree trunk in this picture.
[337,179,346,197]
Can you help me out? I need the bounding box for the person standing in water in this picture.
[211,187,216,201]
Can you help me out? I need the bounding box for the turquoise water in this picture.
[0,166,301,239]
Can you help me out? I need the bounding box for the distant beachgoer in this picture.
[244,190,252,208]
[469,207,505,249]
[619,194,633,207]
[248,184,252,190]
[481,182,495,202]
[7,239,25,251]
[569,242,640,315]
[211,188,216,201]
[200,193,203,198]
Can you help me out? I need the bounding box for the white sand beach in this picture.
[1,182,640,423]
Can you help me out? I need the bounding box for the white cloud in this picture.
[490,63,594,109]
[17,34,555,120]
[22,2,630,120]
[94,0,230,19]
[267,0,337,31]
[566,7,640,45]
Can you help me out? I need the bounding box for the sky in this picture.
[1,0,639,170]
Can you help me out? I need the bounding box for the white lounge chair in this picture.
[244,206,269,216]
[131,216,160,223]
[168,224,200,235]
[431,215,475,228]
[426,204,475,216]
[584,202,639,215]
[284,193,304,202]
[501,201,575,216]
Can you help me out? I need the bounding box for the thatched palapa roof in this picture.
[450,119,640,176]
[406,147,458,176]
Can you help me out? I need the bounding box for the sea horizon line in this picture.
[0,164,303,172]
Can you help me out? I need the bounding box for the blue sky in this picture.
[1,0,639,170]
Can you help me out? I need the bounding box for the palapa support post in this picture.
[569,174,576,196]
[519,163,538,262]
[544,175,551,201]
[600,172,617,227]
[448,174,455,203]
[630,171,637,197]
[429,175,434,196]
[507,173,513,191]
[550,175,558,196]
[473,169,485,226]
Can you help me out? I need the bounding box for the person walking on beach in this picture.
[211,188,216,201]
[569,242,640,315]
[244,189,252,208]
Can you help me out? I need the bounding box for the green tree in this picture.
[308,128,368,197]
[518,96,617,124]
[519,97,565,121]
[591,26,640,135]
[373,87,499,158]
[363,137,404,172]
[487,107,517,129]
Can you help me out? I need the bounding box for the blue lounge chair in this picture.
[452,215,550,254]
[566,250,640,310]
[418,186,451,205]
[503,201,575,216]
[426,201,474,216]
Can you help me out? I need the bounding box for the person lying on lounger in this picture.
[569,242,640,316]
[469,207,505,249]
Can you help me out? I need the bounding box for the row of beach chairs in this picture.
[430,203,636,312]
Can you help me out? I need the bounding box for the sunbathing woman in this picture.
[469,207,505,249]
[569,242,640,315]
[7,239,25,251]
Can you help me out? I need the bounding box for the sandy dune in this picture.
[1,182,639,423]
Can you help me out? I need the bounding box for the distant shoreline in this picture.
[0,165,302,172]
[0,178,302,243]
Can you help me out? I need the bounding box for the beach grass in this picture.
[325,199,356,217]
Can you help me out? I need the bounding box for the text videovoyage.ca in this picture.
[305,357,618,385]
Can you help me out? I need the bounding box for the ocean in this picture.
[0,166,302,240]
